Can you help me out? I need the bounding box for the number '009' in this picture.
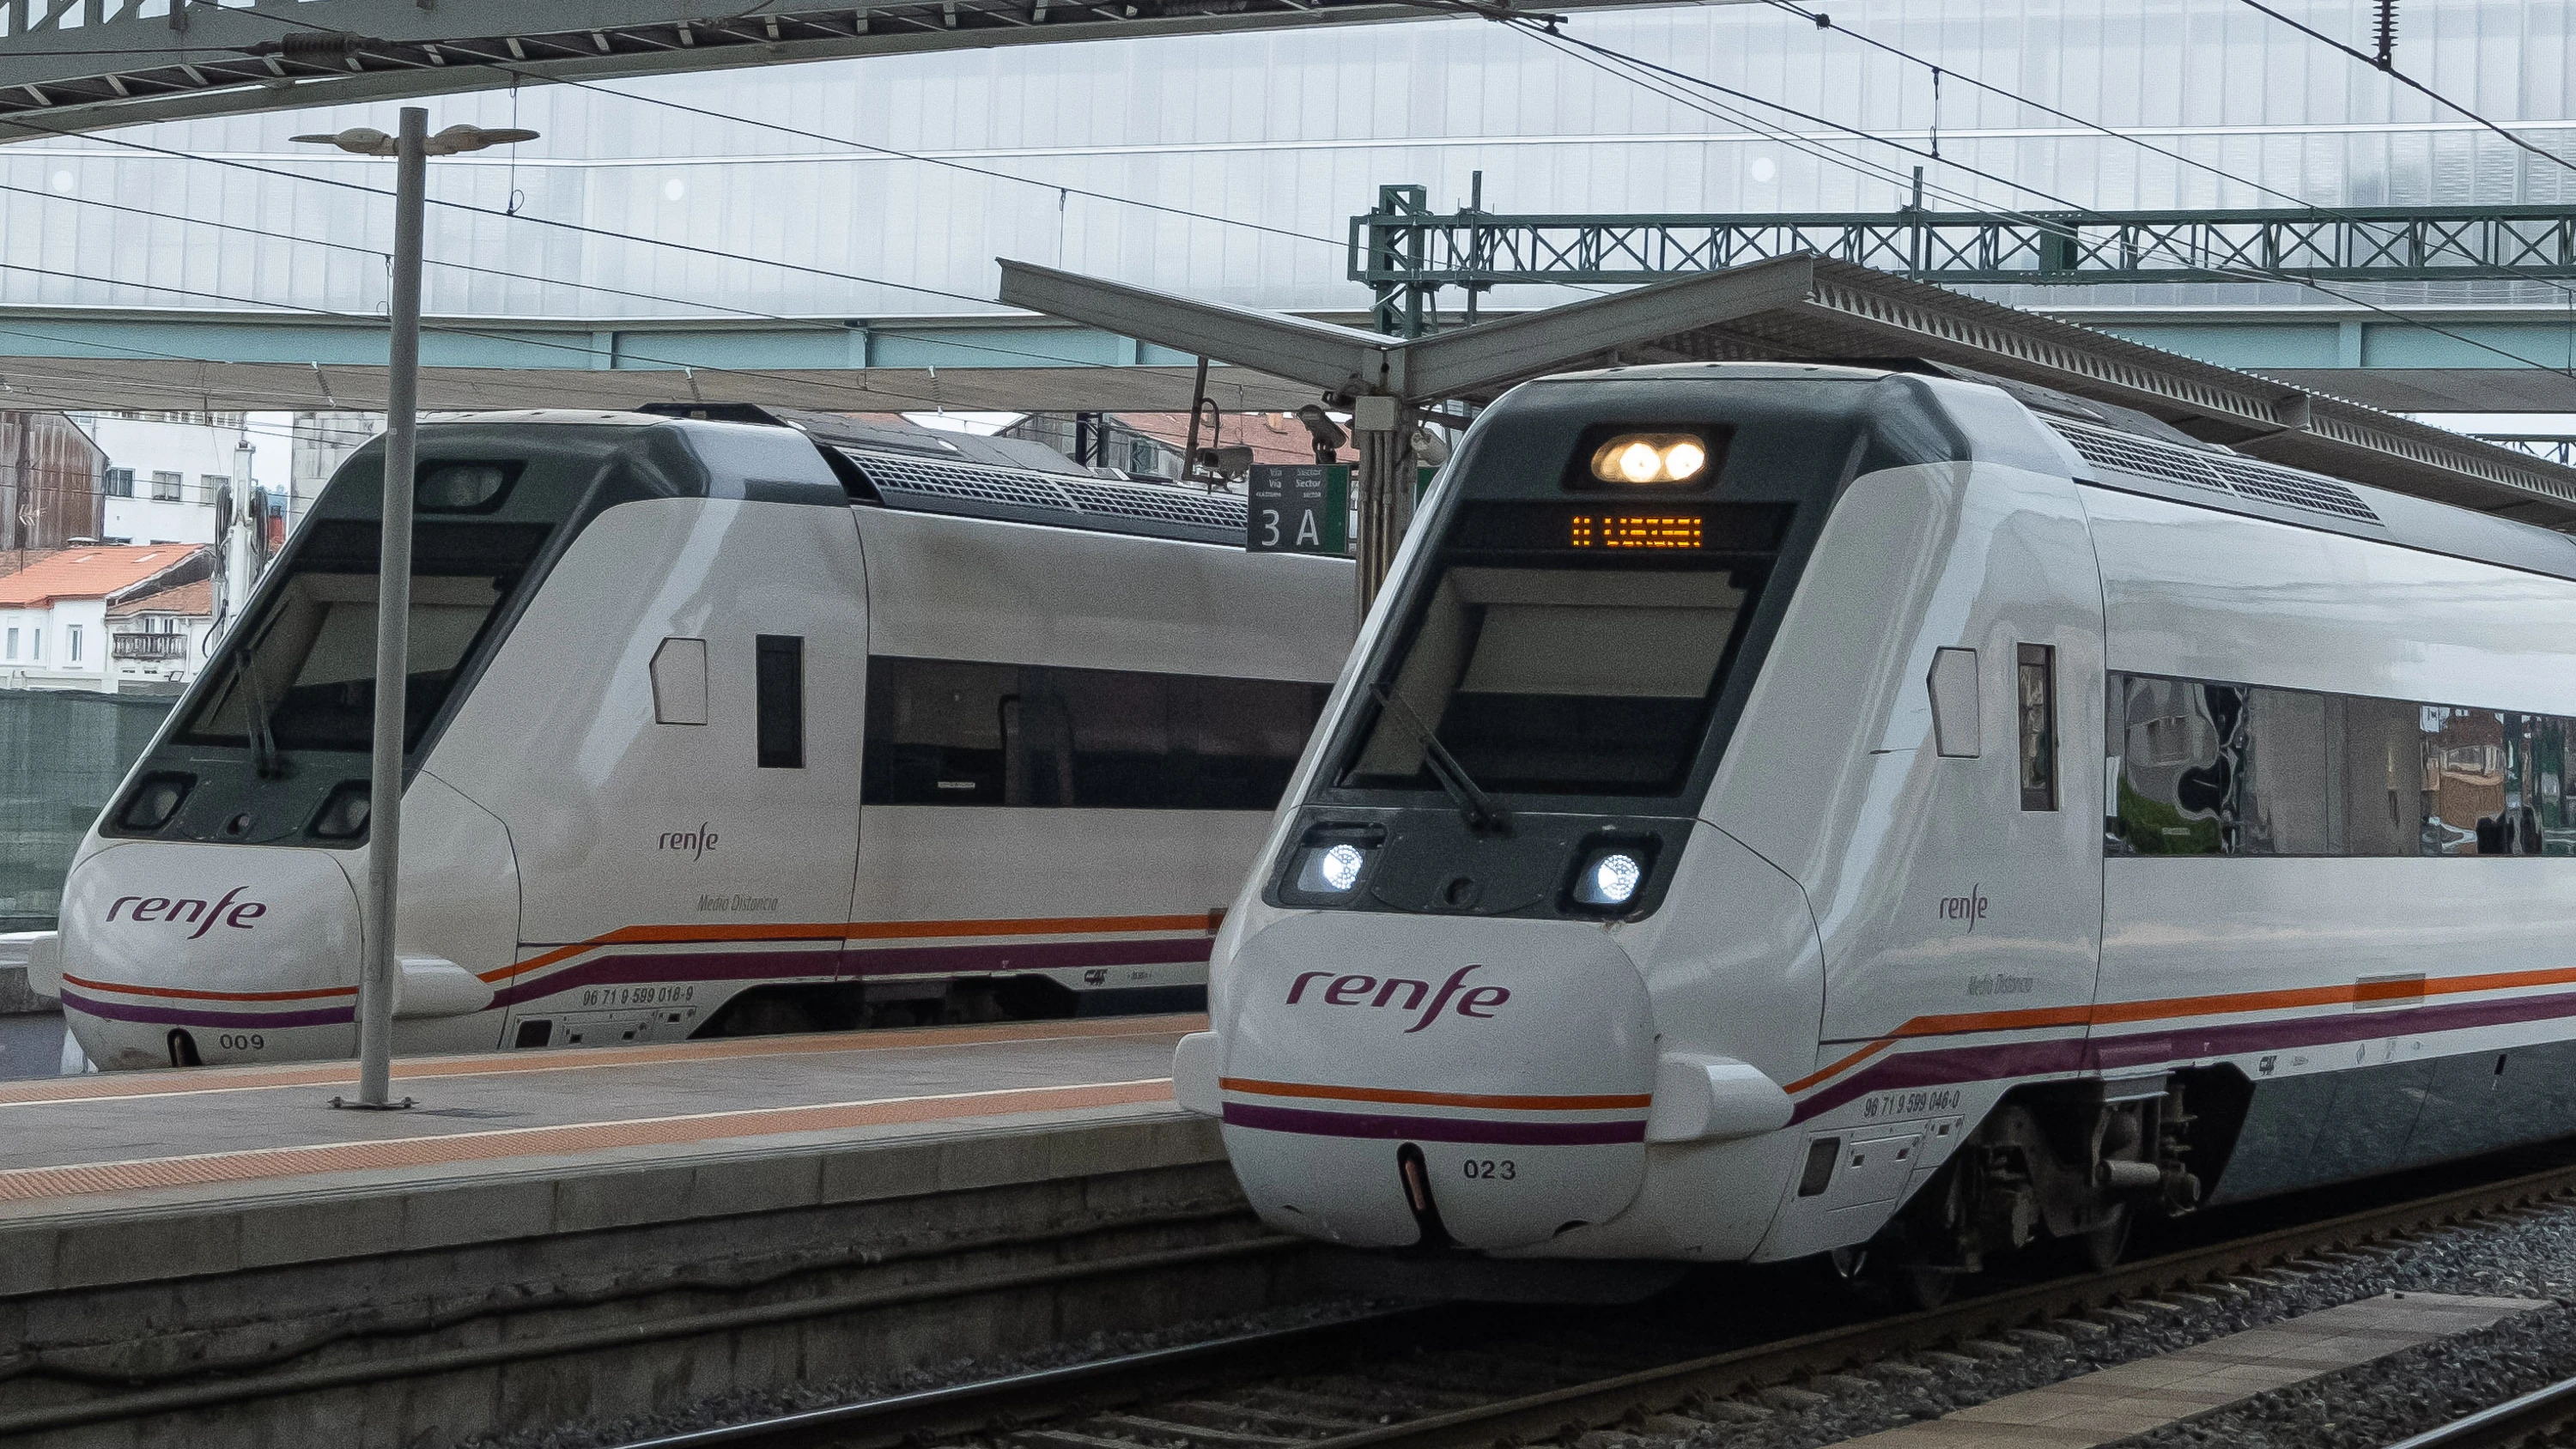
[217,1033,264,1052]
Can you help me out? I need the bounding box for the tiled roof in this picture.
[0,545,204,608]
[106,578,214,620]
[1111,411,1327,467]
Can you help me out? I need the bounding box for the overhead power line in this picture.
[1505,16,2575,377]
[1767,0,2576,306]
[2233,0,2576,181]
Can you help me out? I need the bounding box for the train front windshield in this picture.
[1346,555,1757,797]
[180,519,550,757]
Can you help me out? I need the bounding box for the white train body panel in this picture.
[1195,361,2576,1279]
[55,410,1350,1070]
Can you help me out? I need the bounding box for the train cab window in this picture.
[1346,567,1748,796]
[756,635,805,768]
[179,518,550,756]
[2016,643,2057,810]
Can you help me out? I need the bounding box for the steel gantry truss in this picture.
[1352,184,2576,334]
[0,0,1717,137]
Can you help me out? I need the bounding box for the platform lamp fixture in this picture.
[294,110,538,1112]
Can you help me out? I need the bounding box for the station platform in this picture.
[0,1013,1277,1448]
[0,1012,1195,1216]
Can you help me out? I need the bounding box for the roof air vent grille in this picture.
[2049,419,2381,525]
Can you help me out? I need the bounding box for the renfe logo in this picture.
[106,886,266,940]
[661,823,719,860]
[1285,963,1510,1033]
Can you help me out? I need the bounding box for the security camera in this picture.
[1295,403,1349,464]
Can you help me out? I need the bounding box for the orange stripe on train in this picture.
[479,912,1226,984]
[1219,1077,1651,1112]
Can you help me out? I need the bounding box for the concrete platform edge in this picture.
[0,1100,1220,1299]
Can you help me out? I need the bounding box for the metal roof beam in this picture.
[1000,252,2576,527]
[0,0,1749,137]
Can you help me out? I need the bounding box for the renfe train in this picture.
[33,407,1350,1070]
[1178,359,2576,1302]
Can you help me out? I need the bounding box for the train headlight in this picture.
[1588,433,1710,486]
[1280,823,1387,906]
[1577,852,1644,906]
[116,772,195,833]
[1565,837,1661,915]
[308,781,372,841]
[1307,843,1368,894]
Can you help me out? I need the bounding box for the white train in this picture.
[1179,360,2576,1302]
[30,406,1350,1071]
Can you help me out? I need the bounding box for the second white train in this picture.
[37,406,1350,1070]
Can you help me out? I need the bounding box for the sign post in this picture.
[1245,464,1350,555]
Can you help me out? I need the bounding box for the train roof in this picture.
[423,403,1254,549]
[1524,361,2576,586]
[633,401,1252,548]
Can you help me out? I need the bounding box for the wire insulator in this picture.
[2373,0,2398,70]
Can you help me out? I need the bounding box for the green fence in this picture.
[0,690,175,932]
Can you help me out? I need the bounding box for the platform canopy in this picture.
[0,0,1736,137]
[997,252,2576,528]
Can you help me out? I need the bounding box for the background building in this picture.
[0,544,213,694]
[81,412,301,548]
[0,414,104,555]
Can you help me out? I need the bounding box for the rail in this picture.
[2380,1372,2576,1449]
[644,1155,2576,1449]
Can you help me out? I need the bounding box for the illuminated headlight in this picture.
[1589,433,1710,486]
[1296,841,1370,895]
[1282,824,1387,906]
[1576,851,1645,906]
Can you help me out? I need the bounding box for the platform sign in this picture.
[1247,464,1350,555]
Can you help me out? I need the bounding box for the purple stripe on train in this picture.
[56,987,355,1031]
[1222,1101,1648,1146]
[485,936,1215,1010]
[1792,985,2576,1124]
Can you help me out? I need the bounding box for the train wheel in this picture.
[1895,1264,1954,1312]
[2079,1205,2132,1272]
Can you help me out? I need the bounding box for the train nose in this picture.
[1215,912,1656,1251]
[58,843,361,1069]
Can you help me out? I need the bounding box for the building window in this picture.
[67,625,80,664]
[4,627,14,660]
[30,627,40,661]
[150,471,182,502]
[200,474,227,503]
[104,468,134,498]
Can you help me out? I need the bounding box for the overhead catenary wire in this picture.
[1506,15,2576,378]
[1765,0,2576,308]
[2233,0,2576,182]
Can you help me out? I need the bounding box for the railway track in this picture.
[630,1155,2576,1449]
[2383,1368,2576,1449]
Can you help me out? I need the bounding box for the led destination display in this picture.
[1449,501,1790,556]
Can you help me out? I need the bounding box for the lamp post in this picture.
[295,109,536,1110]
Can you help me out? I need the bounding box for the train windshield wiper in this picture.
[1369,682,1510,833]
[236,652,287,779]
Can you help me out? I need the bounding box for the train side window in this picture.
[1188,677,1330,809]
[650,637,708,725]
[756,635,805,769]
[2016,643,2057,810]
[1927,647,1979,758]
